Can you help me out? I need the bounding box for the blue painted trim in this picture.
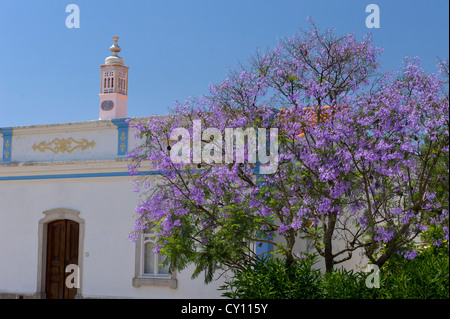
[112,118,129,156]
[0,170,163,182]
[256,235,274,257]
[1,127,13,162]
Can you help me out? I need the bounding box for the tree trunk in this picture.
[285,229,296,267]
[324,212,337,273]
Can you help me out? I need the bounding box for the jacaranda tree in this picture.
[127,22,449,281]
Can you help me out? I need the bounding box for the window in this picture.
[142,229,169,277]
[132,229,177,289]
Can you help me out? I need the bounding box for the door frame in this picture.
[37,209,85,299]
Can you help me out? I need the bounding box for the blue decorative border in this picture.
[1,127,13,162]
[112,118,129,156]
[0,170,163,182]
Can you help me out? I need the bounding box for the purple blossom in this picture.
[278,223,290,234]
[402,249,418,260]
[291,218,303,230]
[375,226,395,243]
[434,239,443,247]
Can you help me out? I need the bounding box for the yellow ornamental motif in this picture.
[119,131,127,153]
[32,138,95,154]
[120,142,126,153]
[3,138,11,159]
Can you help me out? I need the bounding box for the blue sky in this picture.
[0,0,448,128]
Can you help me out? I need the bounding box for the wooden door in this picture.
[45,220,79,299]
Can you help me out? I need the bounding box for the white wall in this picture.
[0,176,225,298]
[0,119,226,299]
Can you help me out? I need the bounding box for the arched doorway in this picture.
[37,209,84,299]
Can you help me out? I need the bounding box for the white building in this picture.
[0,36,226,299]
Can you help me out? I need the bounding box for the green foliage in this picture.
[220,254,322,299]
[220,248,449,299]
[375,246,449,299]
[421,223,449,250]
[320,268,373,299]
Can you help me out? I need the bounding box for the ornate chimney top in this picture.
[105,35,125,65]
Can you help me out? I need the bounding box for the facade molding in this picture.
[1,158,164,183]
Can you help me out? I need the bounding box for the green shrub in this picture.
[219,254,322,299]
[220,247,449,299]
[374,246,449,299]
[320,268,372,299]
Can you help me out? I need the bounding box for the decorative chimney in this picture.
[99,36,129,120]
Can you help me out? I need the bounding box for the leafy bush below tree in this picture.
[220,246,449,299]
